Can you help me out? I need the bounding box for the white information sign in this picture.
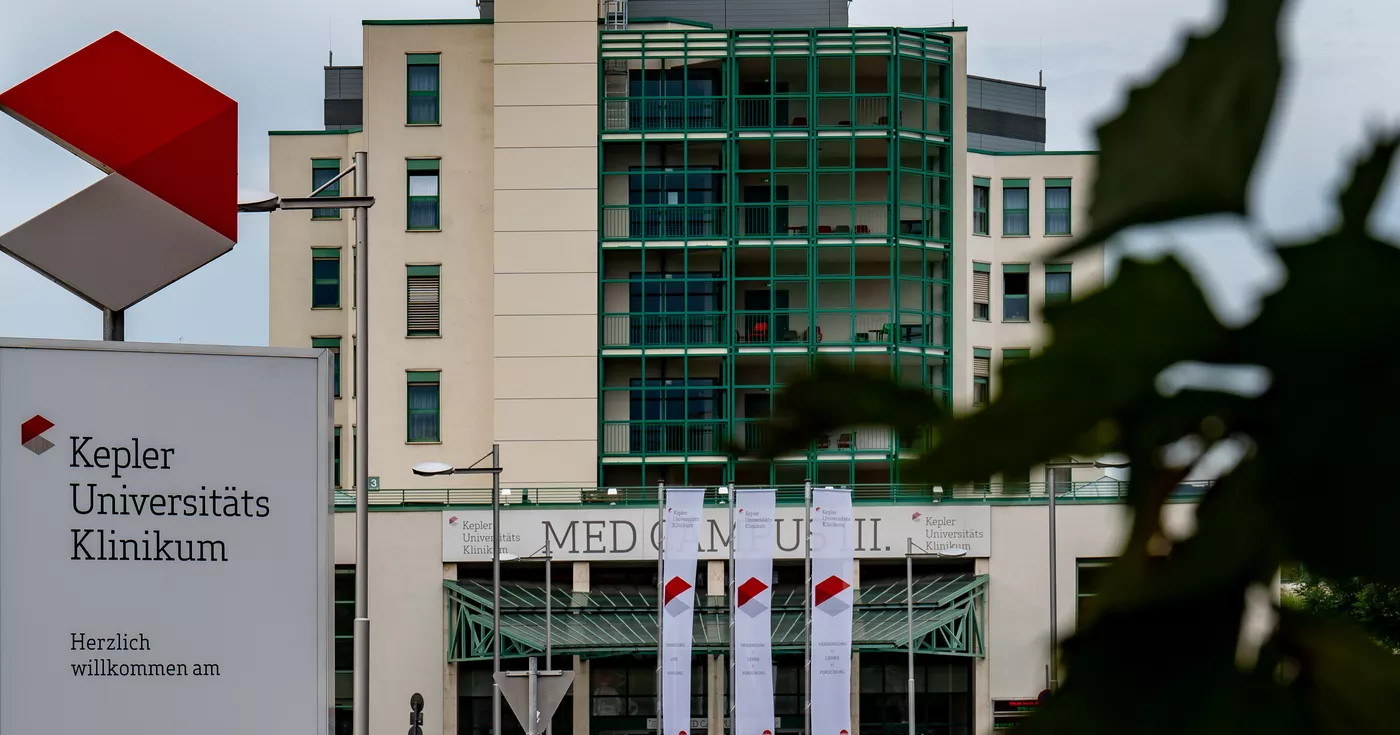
[0,339,332,735]
[443,503,989,561]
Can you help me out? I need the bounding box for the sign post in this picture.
[0,338,333,735]
[495,659,576,735]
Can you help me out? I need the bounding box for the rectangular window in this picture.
[1048,463,1072,496]
[312,248,341,308]
[333,565,354,725]
[1003,264,1029,322]
[1045,178,1072,235]
[407,371,441,443]
[1003,179,1029,236]
[1077,558,1114,623]
[406,53,440,124]
[313,337,342,398]
[407,265,441,336]
[972,262,990,321]
[1002,348,1029,370]
[312,159,341,219]
[407,159,441,230]
[1046,263,1072,308]
[973,348,990,407]
[972,177,989,236]
[333,426,342,489]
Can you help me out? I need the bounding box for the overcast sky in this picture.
[2,0,1398,344]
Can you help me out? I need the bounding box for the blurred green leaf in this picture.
[910,257,1227,484]
[1274,610,1400,733]
[754,362,944,458]
[1060,0,1287,256]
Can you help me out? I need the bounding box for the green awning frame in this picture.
[445,574,987,662]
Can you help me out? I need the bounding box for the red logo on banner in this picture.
[664,576,692,604]
[737,577,769,608]
[813,576,850,606]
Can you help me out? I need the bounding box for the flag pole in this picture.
[656,480,666,735]
[728,483,736,735]
[803,479,812,735]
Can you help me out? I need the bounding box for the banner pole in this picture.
[803,479,812,735]
[728,483,736,735]
[656,480,665,735]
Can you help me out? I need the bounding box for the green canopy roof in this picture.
[445,574,986,661]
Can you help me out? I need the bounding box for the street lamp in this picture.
[242,155,375,735]
[905,543,969,735]
[413,448,506,735]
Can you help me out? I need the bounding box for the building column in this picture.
[709,655,725,734]
[573,562,591,735]
[973,557,991,735]
[444,563,458,735]
[850,561,860,732]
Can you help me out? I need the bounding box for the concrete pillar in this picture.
[444,563,458,735]
[973,557,991,735]
[707,560,726,597]
[573,562,591,735]
[708,654,725,734]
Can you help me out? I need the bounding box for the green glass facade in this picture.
[598,29,954,490]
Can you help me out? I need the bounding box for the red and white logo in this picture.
[664,576,693,617]
[737,577,770,618]
[448,516,459,526]
[0,31,236,312]
[814,575,851,616]
[20,415,55,455]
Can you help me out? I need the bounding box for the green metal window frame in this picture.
[406,159,441,231]
[313,337,342,398]
[1002,348,1030,369]
[1046,263,1072,308]
[406,53,440,125]
[972,347,991,407]
[312,248,341,309]
[972,177,989,236]
[312,158,342,220]
[333,426,342,489]
[1045,178,1072,236]
[1076,558,1115,624]
[1002,263,1029,323]
[407,370,441,443]
[407,264,442,337]
[972,261,990,322]
[1002,178,1030,236]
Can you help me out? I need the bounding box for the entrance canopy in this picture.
[445,574,986,662]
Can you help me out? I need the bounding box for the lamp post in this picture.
[414,448,506,735]
[241,156,375,735]
[905,543,968,735]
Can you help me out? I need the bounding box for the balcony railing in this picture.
[602,313,729,348]
[815,96,891,127]
[333,481,1216,509]
[601,420,729,456]
[602,205,728,240]
[814,205,889,236]
[734,310,814,345]
[602,98,727,132]
[733,97,811,129]
[815,311,897,345]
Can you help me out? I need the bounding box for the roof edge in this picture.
[269,128,362,136]
[627,16,714,29]
[969,148,1098,156]
[362,18,493,26]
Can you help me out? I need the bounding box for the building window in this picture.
[1003,179,1029,236]
[1002,348,1029,370]
[334,566,354,730]
[312,159,342,220]
[407,371,441,443]
[628,377,722,454]
[333,426,342,489]
[1046,179,1072,235]
[1003,264,1029,322]
[973,349,990,406]
[1048,462,1072,496]
[313,337,342,398]
[312,249,341,308]
[1077,558,1114,624]
[407,265,442,337]
[407,160,441,230]
[1046,264,1072,308]
[972,262,990,321]
[972,178,989,235]
[406,53,440,124]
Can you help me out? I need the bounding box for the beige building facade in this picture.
[267,5,1137,735]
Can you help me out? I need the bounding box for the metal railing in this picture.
[816,96,890,127]
[600,420,729,456]
[601,313,729,347]
[601,205,728,240]
[814,205,889,236]
[334,480,1216,509]
[733,310,813,344]
[733,97,811,129]
[602,98,726,132]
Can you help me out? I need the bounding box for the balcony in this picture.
[734,97,812,129]
[602,205,728,241]
[601,420,729,456]
[734,311,814,345]
[602,313,728,348]
[815,95,891,128]
[602,97,727,133]
[733,419,912,455]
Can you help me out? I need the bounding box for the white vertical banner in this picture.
[733,489,777,735]
[810,488,855,735]
[662,488,704,735]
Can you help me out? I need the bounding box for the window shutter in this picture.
[973,356,990,377]
[973,271,990,303]
[407,274,440,335]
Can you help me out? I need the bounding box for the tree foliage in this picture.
[1289,575,1400,654]
[758,0,1400,730]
